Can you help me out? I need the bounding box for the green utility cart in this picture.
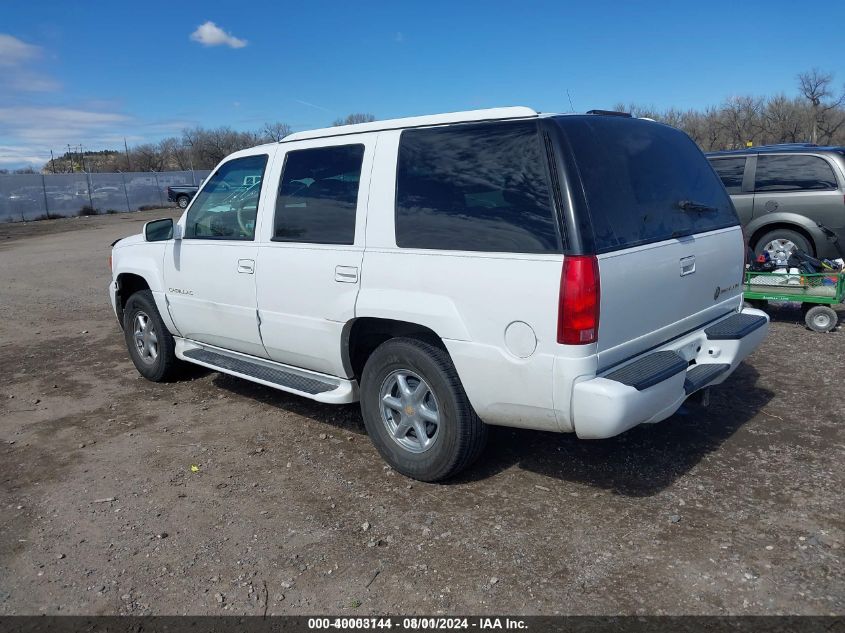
[744,270,844,332]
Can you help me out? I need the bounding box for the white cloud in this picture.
[0,106,198,167]
[0,33,41,66]
[0,145,47,167]
[0,107,134,166]
[190,21,247,48]
[0,33,59,93]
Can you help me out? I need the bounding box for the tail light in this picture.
[557,255,600,345]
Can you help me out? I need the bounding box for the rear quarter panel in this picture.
[358,130,564,431]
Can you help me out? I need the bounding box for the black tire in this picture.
[359,337,487,482]
[804,305,839,333]
[123,290,182,381]
[753,228,813,261]
[176,195,190,209]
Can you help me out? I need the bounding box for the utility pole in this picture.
[67,144,74,173]
[124,137,132,172]
[50,149,56,174]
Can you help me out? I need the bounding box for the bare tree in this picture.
[262,122,292,142]
[332,113,376,127]
[797,68,845,144]
[762,95,806,144]
[719,96,764,149]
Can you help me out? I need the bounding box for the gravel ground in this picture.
[0,210,843,616]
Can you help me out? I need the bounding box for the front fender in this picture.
[112,242,179,335]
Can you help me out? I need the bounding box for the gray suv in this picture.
[707,144,845,264]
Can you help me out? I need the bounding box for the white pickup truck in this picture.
[109,107,768,481]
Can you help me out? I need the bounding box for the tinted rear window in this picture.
[754,154,838,191]
[395,121,560,253]
[557,116,738,253]
[709,157,746,194]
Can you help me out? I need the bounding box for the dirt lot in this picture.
[0,210,843,616]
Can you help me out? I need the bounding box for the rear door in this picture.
[752,153,843,224]
[556,116,744,369]
[254,134,376,377]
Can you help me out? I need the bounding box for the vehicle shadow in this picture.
[210,373,367,435]
[453,363,773,496]
[208,363,772,497]
[757,301,843,328]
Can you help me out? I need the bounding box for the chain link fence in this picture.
[0,170,212,222]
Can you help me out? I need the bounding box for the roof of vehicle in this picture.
[282,107,540,142]
[707,143,845,157]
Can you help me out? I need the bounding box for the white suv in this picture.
[109,107,769,481]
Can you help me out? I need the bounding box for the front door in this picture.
[164,152,273,358]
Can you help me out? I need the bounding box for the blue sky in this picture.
[2,0,844,168]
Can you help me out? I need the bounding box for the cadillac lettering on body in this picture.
[168,288,193,296]
[715,283,740,301]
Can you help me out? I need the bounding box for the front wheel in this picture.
[359,338,487,482]
[123,290,182,381]
[176,195,190,209]
[804,305,839,333]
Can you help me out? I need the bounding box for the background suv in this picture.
[707,144,845,264]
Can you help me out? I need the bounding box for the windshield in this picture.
[555,116,739,253]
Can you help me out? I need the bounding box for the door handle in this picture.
[335,265,359,283]
[237,259,255,274]
[680,255,696,276]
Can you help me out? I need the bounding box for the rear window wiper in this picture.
[677,200,717,212]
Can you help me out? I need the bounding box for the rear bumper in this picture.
[571,309,768,439]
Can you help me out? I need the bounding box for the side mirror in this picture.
[144,218,174,242]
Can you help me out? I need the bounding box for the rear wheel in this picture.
[754,229,812,266]
[176,195,190,209]
[123,290,181,381]
[804,305,838,333]
[360,337,487,482]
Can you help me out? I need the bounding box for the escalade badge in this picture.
[168,288,194,296]
[714,283,739,300]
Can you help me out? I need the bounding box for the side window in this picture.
[755,155,838,192]
[395,121,560,253]
[185,155,268,240]
[709,157,746,194]
[273,145,365,244]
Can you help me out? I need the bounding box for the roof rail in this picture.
[586,109,632,117]
[752,142,818,149]
[283,106,539,142]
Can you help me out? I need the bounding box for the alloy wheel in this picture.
[132,311,159,364]
[379,369,440,453]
